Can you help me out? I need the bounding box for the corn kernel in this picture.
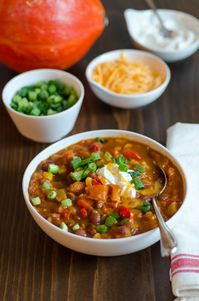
[43,171,53,180]
[124,143,132,149]
[93,233,101,239]
[85,177,93,187]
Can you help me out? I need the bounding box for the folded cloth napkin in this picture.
[166,123,199,301]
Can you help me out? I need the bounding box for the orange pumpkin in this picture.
[0,0,105,72]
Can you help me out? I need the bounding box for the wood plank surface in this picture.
[0,1,198,300]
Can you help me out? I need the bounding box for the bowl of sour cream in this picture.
[124,9,199,62]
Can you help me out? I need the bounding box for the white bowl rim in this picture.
[2,68,85,120]
[85,49,171,98]
[124,8,199,54]
[22,129,187,245]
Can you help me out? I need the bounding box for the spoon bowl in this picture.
[145,0,177,39]
[150,165,177,257]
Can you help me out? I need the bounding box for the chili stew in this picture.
[29,137,184,239]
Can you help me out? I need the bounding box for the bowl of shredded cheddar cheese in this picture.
[85,49,170,109]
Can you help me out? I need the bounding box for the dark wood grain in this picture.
[0,1,198,300]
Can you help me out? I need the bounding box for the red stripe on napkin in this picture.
[172,269,199,277]
[171,254,199,277]
[172,253,199,261]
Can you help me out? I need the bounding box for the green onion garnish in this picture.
[138,201,151,213]
[90,152,101,161]
[133,178,144,190]
[61,198,72,208]
[48,164,59,174]
[96,137,105,143]
[96,224,108,234]
[60,222,68,231]
[47,191,57,199]
[31,196,41,206]
[135,165,145,173]
[105,152,112,159]
[71,157,82,170]
[72,224,80,231]
[105,216,117,227]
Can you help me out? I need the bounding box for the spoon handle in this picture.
[152,196,177,257]
[145,0,167,32]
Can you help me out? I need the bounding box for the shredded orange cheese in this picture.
[92,54,163,94]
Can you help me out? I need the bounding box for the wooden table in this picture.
[0,1,198,300]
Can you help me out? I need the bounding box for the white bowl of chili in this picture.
[2,69,84,143]
[85,49,170,109]
[22,129,187,256]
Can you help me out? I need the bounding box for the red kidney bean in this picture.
[86,225,97,236]
[90,212,101,225]
[110,225,131,237]
[75,229,87,237]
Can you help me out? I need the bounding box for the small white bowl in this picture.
[22,129,187,256]
[124,9,199,63]
[85,49,170,109]
[2,69,84,143]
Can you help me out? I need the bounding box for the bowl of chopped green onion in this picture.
[2,69,84,142]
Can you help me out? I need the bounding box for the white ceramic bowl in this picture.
[85,49,170,109]
[2,69,84,143]
[22,129,187,256]
[124,9,199,63]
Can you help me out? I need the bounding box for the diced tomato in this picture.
[61,208,72,219]
[79,207,88,218]
[89,141,102,152]
[92,177,101,185]
[118,206,131,218]
[77,198,93,211]
[122,150,141,160]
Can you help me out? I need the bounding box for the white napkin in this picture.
[166,123,199,301]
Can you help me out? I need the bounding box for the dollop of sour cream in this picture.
[96,163,136,198]
[137,18,196,51]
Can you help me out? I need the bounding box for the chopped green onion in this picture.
[71,170,83,181]
[31,196,41,206]
[105,216,117,227]
[48,164,59,174]
[10,80,78,116]
[80,158,91,166]
[105,152,112,159]
[60,222,68,231]
[47,191,57,199]
[133,178,144,190]
[138,201,151,213]
[118,163,129,172]
[87,162,97,172]
[42,182,51,190]
[81,168,90,179]
[135,165,145,173]
[111,213,120,219]
[61,198,72,208]
[96,224,108,234]
[72,223,80,231]
[115,155,127,165]
[128,170,140,178]
[48,84,57,94]
[119,218,129,225]
[71,157,82,170]
[96,137,105,143]
[90,152,101,161]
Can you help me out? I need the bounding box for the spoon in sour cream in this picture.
[145,0,177,39]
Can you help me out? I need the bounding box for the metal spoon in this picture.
[150,166,177,257]
[145,0,176,39]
